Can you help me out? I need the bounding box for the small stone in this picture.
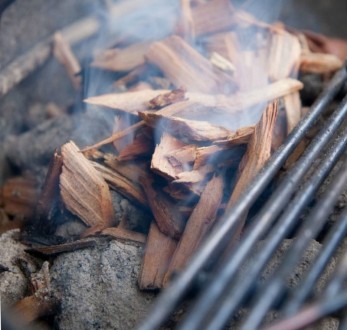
[50,238,155,330]
[0,229,41,306]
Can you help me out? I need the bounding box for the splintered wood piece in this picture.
[267,30,301,81]
[174,164,214,185]
[284,92,302,134]
[35,151,63,225]
[85,79,302,116]
[60,141,115,233]
[176,0,195,40]
[191,0,236,36]
[81,121,145,152]
[151,133,188,180]
[83,79,302,152]
[146,35,233,93]
[213,126,254,147]
[101,227,146,244]
[117,126,154,161]
[300,52,343,74]
[26,239,97,256]
[92,42,151,72]
[139,221,177,290]
[53,32,81,90]
[2,176,39,220]
[113,65,148,89]
[165,179,204,200]
[147,89,186,109]
[226,102,278,237]
[203,32,237,63]
[302,30,347,62]
[192,144,247,170]
[85,89,169,114]
[139,112,233,142]
[104,155,149,183]
[141,176,186,240]
[164,175,224,285]
[92,161,147,208]
[271,106,287,152]
[166,145,197,166]
[210,52,235,74]
[193,145,223,169]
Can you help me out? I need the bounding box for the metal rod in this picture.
[241,155,347,330]
[262,291,347,330]
[338,308,347,330]
[324,250,347,299]
[178,86,347,330]
[283,204,347,316]
[137,65,347,330]
[200,128,347,330]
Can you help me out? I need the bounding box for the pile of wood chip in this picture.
[1,0,344,295]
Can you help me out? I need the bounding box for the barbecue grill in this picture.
[138,66,347,330]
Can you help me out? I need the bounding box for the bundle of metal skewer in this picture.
[138,64,347,330]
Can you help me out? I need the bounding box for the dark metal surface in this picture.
[194,123,347,330]
[137,66,347,330]
[241,155,347,329]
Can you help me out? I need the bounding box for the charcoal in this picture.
[0,230,41,306]
[50,238,155,330]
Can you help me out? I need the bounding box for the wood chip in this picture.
[300,52,343,74]
[226,101,278,237]
[92,161,147,208]
[146,35,234,93]
[1,176,39,220]
[151,133,189,180]
[26,239,97,256]
[141,175,186,240]
[84,79,302,117]
[34,151,63,227]
[101,227,146,244]
[147,89,186,109]
[191,0,236,36]
[139,221,177,290]
[284,91,302,134]
[139,111,234,142]
[60,141,115,234]
[92,42,151,72]
[164,175,224,285]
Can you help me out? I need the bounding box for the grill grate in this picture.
[138,65,347,330]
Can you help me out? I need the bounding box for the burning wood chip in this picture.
[139,221,177,290]
[146,89,186,109]
[146,35,235,93]
[300,52,343,74]
[92,161,148,208]
[1,176,39,220]
[92,42,151,72]
[226,101,278,238]
[101,227,146,244]
[60,141,115,236]
[164,174,224,285]
[139,112,234,142]
[151,133,190,181]
[140,175,186,240]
